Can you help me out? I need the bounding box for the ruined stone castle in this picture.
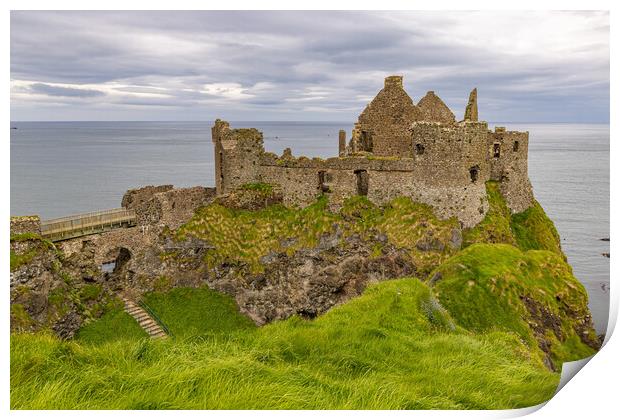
[213,75,534,228]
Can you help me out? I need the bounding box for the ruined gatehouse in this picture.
[212,75,534,228]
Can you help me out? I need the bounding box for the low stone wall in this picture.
[122,185,174,224]
[122,185,215,228]
[10,216,41,236]
[60,185,216,268]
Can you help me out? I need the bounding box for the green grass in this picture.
[10,233,56,271]
[177,196,338,273]
[177,195,459,276]
[431,243,597,367]
[140,287,256,338]
[11,278,561,409]
[10,182,595,409]
[76,307,148,344]
[462,182,516,247]
[462,182,564,259]
[511,200,563,255]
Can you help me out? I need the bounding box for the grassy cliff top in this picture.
[177,193,460,276]
[11,277,562,409]
[10,181,598,409]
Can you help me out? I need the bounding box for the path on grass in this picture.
[122,298,168,339]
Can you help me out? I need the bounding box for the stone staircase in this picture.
[122,298,168,339]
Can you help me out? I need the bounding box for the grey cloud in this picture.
[29,83,105,97]
[10,10,609,122]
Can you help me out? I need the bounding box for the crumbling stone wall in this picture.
[350,75,423,157]
[212,120,263,195]
[213,75,534,228]
[488,127,534,212]
[11,216,41,236]
[417,91,456,124]
[122,185,215,228]
[61,185,216,269]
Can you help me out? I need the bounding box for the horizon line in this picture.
[9,120,611,124]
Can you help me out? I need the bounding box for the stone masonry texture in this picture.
[212,75,534,228]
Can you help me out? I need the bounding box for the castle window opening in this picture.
[415,143,425,155]
[513,141,519,152]
[101,261,116,273]
[469,166,479,183]
[493,143,501,158]
[354,169,369,196]
[318,171,330,193]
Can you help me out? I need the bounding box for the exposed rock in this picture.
[188,231,417,325]
[10,215,41,235]
[52,312,83,340]
[449,228,463,250]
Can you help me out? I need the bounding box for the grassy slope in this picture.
[141,287,256,338]
[462,182,516,247]
[10,278,559,409]
[431,244,597,366]
[510,201,563,255]
[76,308,148,344]
[10,182,596,409]
[462,182,563,257]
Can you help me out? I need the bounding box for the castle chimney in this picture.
[384,75,403,89]
[338,130,346,156]
[464,88,478,121]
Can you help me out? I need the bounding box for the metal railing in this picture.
[138,299,173,337]
[41,208,137,241]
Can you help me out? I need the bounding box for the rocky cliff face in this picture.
[10,235,118,339]
[10,182,601,366]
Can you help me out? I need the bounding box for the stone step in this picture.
[146,327,163,334]
[121,297,168,340]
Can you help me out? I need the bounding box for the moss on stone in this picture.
[78,284,103,302]
[430,243,597,368]
[240,182,274,194]
[462,181,516,247]
[10,233,57,271]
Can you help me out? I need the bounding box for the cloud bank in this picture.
[10,11,609,122]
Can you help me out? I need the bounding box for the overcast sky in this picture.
[10,10,609,122]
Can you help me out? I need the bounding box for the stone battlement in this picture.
[212,76,534,227]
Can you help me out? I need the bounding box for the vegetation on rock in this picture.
[511,201,563,255]
[177,194,459,277]
[10,180,599,409]
[463,181,563,257]
[430,244,597,369]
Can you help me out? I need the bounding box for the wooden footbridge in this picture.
[41,208,137,242]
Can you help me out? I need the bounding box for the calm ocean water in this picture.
[10,121,610,332]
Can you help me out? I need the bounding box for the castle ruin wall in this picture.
[211,76,535,228]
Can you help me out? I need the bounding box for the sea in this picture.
[9,121,610,333]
